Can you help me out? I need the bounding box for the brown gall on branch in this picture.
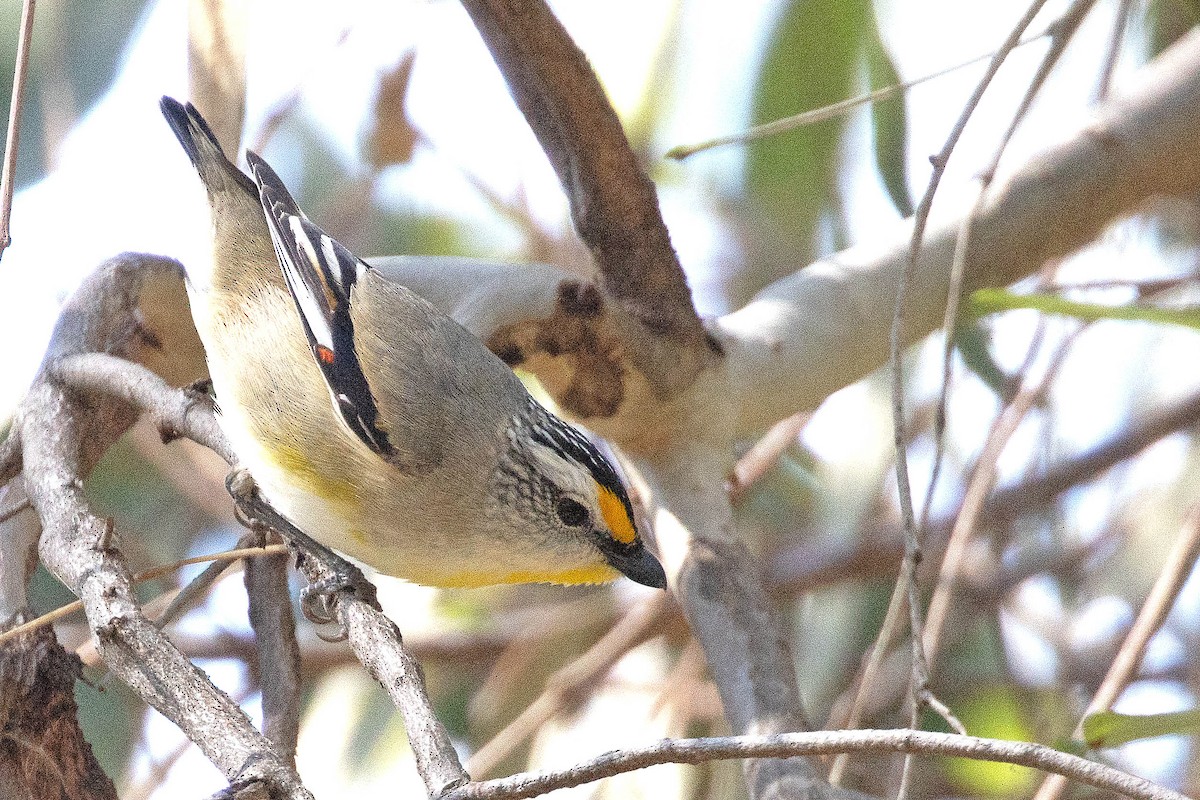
[486,279,627,419]
[459,0,719,404]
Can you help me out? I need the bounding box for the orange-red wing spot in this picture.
[315,345,336,365]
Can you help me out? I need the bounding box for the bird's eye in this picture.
[555,497,590,527]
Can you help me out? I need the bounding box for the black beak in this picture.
[603,541,668,590]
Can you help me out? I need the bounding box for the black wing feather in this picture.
[245,150,394,457]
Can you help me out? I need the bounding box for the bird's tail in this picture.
[159,96,255,195]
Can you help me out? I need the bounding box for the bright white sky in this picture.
[3,0,1197,794]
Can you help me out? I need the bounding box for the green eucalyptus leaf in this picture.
[969,288,1200,330]
[864,24,912,216]
[747,0,871,242]
[1146,0,1200,57]
[1084,708,1200,748]
[953,321,1013,399]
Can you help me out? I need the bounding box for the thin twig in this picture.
[154,535,266,631]
[1032,503,1200,800]
[921,0,1096,535]
[665,27,1052,161]
[885,4,1054,795]
[0,0,35,261]
[920,0,1097,670]
[0,543,287,647]
[1096,0,1135,101]
[466,595,670,778]
[924,332,1077,671]
[444,729,1187,800]
[727,413,809,506]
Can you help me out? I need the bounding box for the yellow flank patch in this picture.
[265,443,358,505]
[596,482,637,545]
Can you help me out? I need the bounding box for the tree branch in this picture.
[457,0,717,403]
[441,729,1185,800]
[639,441,838,800]
[44,340,466,797]
[12,255,310,798]
[244,548,301,761]
[719,25,1200,433]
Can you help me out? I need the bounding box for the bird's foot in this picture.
[225,467,378,641]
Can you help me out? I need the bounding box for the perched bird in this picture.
[159,96,666,589]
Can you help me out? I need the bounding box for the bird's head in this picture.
[492,399,667,590]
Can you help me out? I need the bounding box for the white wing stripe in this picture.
[285,216,336,350]
[320,234,347,292]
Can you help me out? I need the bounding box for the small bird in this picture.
[160,97,666,590]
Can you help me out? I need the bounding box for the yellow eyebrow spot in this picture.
[596,482,637,545]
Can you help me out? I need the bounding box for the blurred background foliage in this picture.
[4,0,1200,798]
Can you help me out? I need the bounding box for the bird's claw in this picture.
[297,558,377,642]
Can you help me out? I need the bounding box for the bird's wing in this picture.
[246,150,445,472]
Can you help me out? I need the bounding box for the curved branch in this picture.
[638,441,833,800]
[13,255,309,797]
[46,347,467,797]
[457,0,717,400]
[443,729,1183,800]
